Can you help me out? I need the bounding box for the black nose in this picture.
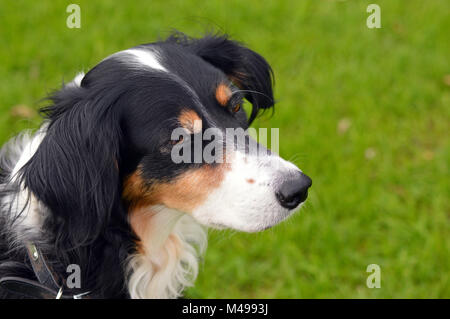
[276,172,312,209]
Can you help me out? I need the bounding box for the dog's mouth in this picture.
[200,202,304,233]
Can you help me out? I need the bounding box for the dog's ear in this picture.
[168,32,275,124]
[20,82,123,248]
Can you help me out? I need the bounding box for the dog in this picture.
[0,32,312,299]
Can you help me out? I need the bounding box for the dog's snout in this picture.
[275,172,312,209]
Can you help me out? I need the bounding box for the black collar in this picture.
[0,242,94,299]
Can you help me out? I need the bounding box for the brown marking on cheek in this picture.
[123,170,153,251]
[157,164,230,212]
[215,83,232,106]
[124,164,230,252]
[178,109,202,133]
[246,178,255,184]
[123,163,231,213]
[122,169,149,208]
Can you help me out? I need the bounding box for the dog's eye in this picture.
[232,103,241,113]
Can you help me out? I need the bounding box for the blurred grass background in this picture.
[0,0,449,298]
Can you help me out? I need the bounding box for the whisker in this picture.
[231,89,274,103]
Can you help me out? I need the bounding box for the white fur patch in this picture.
[1,125,48,235]
[126,206,206,299]
[65,72,85,88]
[124,49,167,72]
[73,72,85,87]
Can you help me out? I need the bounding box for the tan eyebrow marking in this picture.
[215,83,232,107]
[178,109,202,133]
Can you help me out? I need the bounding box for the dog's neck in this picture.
[126,205,207,299]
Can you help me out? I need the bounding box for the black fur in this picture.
[166,32,275,123]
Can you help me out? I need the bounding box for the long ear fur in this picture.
[20,83,123,248]
[167,32,275,124]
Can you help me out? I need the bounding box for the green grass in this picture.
[0,0,449,298]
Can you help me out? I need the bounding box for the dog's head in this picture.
[21,33,311,243]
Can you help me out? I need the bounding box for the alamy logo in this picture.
[170,124,279,164]
[366,4,381,29]
[366,264,381,288]
[66,4,81,29]
[66,264,81,289]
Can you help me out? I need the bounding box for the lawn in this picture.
[0,0,448,298]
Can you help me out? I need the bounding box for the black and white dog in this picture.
[0,32,311,298]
